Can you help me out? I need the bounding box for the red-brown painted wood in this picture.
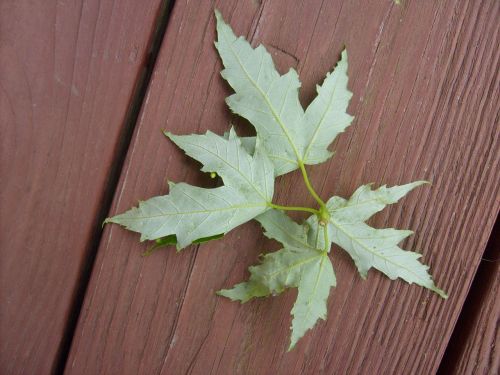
[451,261,499,374]
[0,1,166,373]
[440,225,499,375]
[66,0,500,374]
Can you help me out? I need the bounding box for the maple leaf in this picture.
[323,182,448,298]
[218,209,335,350]
[105,129,274,249]
[106,9,447,352]
[215,10,353,176]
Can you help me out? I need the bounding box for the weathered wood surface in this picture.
[0,0,165,373]
[454,262,499,374]
[440,226,499,375]
[66,0,499,374]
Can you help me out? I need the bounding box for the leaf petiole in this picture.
[298,162,327,210]
[267,162,330,222]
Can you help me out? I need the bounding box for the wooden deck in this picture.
[1,1,498,374]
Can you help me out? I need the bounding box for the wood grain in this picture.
[452,262,499,374]
[66,0,500,374]
[439,224,499,375]
[0,1,165,373]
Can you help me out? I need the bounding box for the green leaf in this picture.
[256,208,313,250]
[290,253,335,350]
[302,50,354,165]
[219,247,324,296]
[218,209,321,302]
[218,244,335,345]
[142,234,177,256]
[215,10,303,175]
[215,11,353,176]
[325,182,447,298]
[142,233,224,256]
[107,10,447,354]
[328,181,428,222]
[218,209,335,349]
[216,280,269,303]
[105,131,275,250]
[166,128,274,201]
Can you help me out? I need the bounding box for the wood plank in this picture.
[0,0,167,373]
[66,0,500,374]
[452,262,499,374]
[439,222,499,375]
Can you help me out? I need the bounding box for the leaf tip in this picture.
[214,8,224,25]
[287,336,298,352]
[402,229,414,238]
[216,289,238,301]
[340,47,348,61]
[216,288,240,303]
[411,180,430,185]
[433,286,448,299]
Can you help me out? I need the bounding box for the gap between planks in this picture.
[53,1,177,374]
[437,214,499,374]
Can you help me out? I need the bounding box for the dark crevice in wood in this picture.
[53,1,177,374]
[437,214,499,374]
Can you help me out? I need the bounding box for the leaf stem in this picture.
[267,162,330,221]
[268,202,319,215]
[298,161,327,209]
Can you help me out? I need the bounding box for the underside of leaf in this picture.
[105,9,448,353]
[325,183,447,298]
[215,10,353,176]
[218,209,336,348]
[105,183,269,249]
[289,252,335,350]
[106,130,275,250]
[166,128,274,201]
